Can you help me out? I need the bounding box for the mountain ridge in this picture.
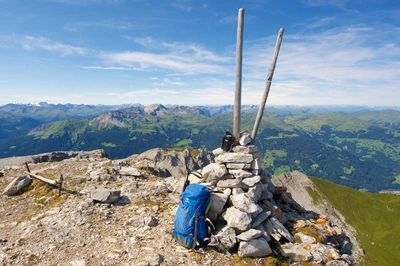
[1,103,399,193]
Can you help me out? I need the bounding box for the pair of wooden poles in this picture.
[233,8,284,144]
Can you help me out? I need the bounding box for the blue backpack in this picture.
[173,184,211,249]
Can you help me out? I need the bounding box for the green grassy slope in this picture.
[309,176,400,265]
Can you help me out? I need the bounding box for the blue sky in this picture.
[0,0,399,107]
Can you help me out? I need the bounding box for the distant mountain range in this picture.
[1,102,400,193]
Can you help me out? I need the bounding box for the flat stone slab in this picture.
[229,169,253,180]
[251,211,270,228]
[217,179,249,190]
[236,229,263,241]
[232,145,259,154]
[91,188,121,203]
[119,167,142,177]
[216,153,253,164]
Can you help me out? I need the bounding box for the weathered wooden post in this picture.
[25,162,63,196]
[250,28,284,143]
[233,8,244,143]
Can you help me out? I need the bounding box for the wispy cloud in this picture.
[129,37,231,63]
[171,0,193,12]
[99,38,232,74]
[80,66,134,70]
[22,36,88,55]
[100,51,227,74]
[301,0,348,7]
[42,0,122,5]
[240,20,400,105]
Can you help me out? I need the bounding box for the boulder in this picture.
[91,188,121,203]
[119,167,142,177]
[2,175,32,196]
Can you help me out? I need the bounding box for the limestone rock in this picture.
[238,237,273,257]
[2,175,32,196]
[69,260,89,266]
[119,167,142,177]
[280,243,313,262]
[251,211,270,228]
[232,145,259,154]
[222,207,252,232]
[247,182,263,202]
[269,217,294,243]
[229,193,263,216]
[236,229,263,241]
[202,163,227,179]
[207,193,228,221]
[242,176,261,187]
[216,153,253,164]
[295,232,316,244]
[228,169,253,180]
[225,163,251,169]
[239,136,252,146]
[208,226,237,252]
[91,188,121,203]
[216,179,248,190]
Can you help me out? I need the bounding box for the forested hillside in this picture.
[0,103,399,193]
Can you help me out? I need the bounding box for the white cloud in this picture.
[240,23,400,106]
[163,78,184,85]
[22,36,87,55]
[100,51,229,74]
[80,66,133,70]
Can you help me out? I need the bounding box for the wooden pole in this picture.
[25,162,60,191]
[24,171,58,186]
[58,174,63,196]
[233,8,244,143]
[250,28,284,143]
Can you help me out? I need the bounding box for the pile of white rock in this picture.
[189,139,355,265]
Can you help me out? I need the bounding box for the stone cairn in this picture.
[188,135,355,265]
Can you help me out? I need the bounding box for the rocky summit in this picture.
[0,144,360,265]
